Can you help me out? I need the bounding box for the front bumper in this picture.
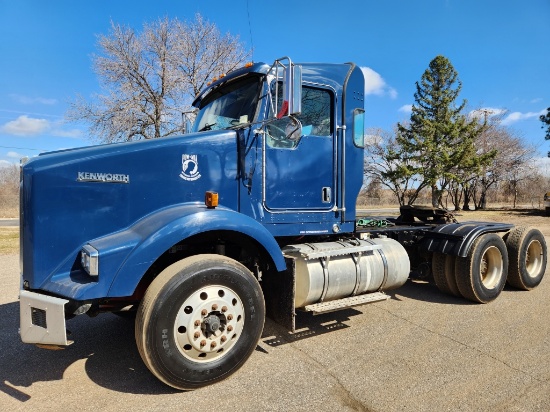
[19,290,71,346]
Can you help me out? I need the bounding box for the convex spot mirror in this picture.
[265,117,303,145]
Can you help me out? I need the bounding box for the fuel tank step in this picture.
[302,292,390,315]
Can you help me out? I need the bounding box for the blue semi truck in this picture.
[19,57,547,390]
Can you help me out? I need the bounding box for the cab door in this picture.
[263,85,336,211]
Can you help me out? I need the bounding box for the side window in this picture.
[353,108,365,147]
[300,87,332,137]
[267,84,333,148]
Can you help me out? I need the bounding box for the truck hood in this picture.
[21,130,239,290]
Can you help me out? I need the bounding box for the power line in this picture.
[0,145,45,151]
[0,109,62,119]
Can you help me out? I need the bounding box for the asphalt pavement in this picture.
[1,252,550,411]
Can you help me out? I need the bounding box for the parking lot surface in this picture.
[1,251,549,412]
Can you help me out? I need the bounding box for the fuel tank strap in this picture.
[296,244,381,260]
[362,239,389,290]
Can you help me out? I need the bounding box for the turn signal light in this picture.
[205,191,219,209]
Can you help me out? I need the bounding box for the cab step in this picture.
[303,292,390,315]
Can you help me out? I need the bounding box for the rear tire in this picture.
[455,234,508,303]
[504,226,547,290]
[135,254,265,390]
[432,253,461,297]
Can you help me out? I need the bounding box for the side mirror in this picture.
[265,117,303,148]
[272,57,302,118]
[283,64,302,117]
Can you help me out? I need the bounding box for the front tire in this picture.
[505,226,547,290]
[455,234,508,303]
[135,254,265,390]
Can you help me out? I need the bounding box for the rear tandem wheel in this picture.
[455,233,508,303]
[432,253,461,297]
[504,226,547,290]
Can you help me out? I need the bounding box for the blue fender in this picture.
[98,204,287,297]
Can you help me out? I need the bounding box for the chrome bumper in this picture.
[19,290,71,346]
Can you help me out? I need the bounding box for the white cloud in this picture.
[531,98,543,104]
[361,67,397,99]
[51,128,83,138]
[0,115,85,139]
[0,115,50,136]
[399,104,413,114]
[502,109,546,126]
[6,151,23,159]
[10,94,58,105]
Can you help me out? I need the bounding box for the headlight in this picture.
[81,244,99,277]
[545,194,549,201]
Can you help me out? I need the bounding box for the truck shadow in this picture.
[388,279,470,305]
[389,278,531,305]
[261,309,361,349]
[0,302,176,400]
[258,280,470,349]
[0,278,512,401]
[0,299,368,399]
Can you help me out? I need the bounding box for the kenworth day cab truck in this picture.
[19,57,548,390]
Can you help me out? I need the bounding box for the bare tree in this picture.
[67,14,251,142]
[0,164,19,217]
[467,110,535,209]
[364,127,426,206]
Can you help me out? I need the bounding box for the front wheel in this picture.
[135,254,265,390]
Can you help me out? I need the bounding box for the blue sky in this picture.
[1,0,549,168]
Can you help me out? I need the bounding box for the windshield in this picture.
[192,75,262,133]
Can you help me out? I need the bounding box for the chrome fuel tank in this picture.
[283,238,410,308]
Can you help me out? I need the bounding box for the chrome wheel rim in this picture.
[525,240,544,279]
[480,246,503,289]
[174,285,245,363]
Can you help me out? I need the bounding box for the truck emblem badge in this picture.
[180,154,201,181]
[77,172,130,184]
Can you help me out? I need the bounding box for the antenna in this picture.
[246,0,254,59]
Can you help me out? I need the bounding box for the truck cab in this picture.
[189,59,366,236]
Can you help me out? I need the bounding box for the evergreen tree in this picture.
[541,108,550,147]
[397,55,488,207]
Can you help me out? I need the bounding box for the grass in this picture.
[0,206,546,256]
[0,228,19,255]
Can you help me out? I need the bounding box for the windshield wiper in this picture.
[199,122,217,132]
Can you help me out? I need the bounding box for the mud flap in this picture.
[264,256,296,332]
